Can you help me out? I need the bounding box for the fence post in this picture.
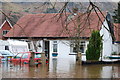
[29,52,35,67]
[76,52,82,65]
[41,52,46,66]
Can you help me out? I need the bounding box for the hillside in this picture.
[0,2,118,25]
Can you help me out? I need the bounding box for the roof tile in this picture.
[5,12,106,39]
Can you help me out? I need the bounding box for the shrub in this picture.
[86,30,103,60]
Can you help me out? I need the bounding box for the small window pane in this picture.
[15,53,23,59]
[22,53,28,59]
[53,41,57,43]
[35,53,41,58]
[80,45,84,53]
[53,44,57,52]
[5,46,9,50]
[72,41,86,53]
[3,30,9,35]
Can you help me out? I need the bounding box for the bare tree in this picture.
[0,1,113,64]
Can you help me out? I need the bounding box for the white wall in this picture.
[49,40,75,59]
[8,40,29,54]
[112,43,118,54]
[118,44,120,54]
[100,19,113,59]
[49,40,89,62]
[0,40,29,54]
[112,43,120,54]
[0,40,9,50]
[49,40,76,73]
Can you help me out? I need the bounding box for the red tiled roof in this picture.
[5,12,106,39]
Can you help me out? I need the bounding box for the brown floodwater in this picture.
[0,58,120,78]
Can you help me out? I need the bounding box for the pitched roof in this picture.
[0,18,13,29]
[5,12,106,39]
[0,18,13,39]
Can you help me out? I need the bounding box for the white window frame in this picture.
[70,41,86,53]
[53,41,58,53]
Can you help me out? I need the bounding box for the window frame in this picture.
[70,41,86,53]
[15,53,23,59]
[2,30,9,35]
[21,53,29,59]
[5,46,9,50]
[53,41,58,53]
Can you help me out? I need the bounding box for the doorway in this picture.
[45,41,50,59]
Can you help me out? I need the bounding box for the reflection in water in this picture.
[0,58,120,78]
[84,65,102,78]
[28,66,34,77]
[102,66,112,78]
[52,58,57,73]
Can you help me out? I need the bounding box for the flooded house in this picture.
[4,12,120,61]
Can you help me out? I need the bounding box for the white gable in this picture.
[0,18,13,29]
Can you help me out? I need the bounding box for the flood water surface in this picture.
[1,58,120,78]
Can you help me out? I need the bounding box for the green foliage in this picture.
[24,8,30,13]
[86,30,103,60]
[24,10,29,12]
[13,12,20,14]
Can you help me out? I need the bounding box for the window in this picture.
[80,41,85,53]
[80,45,84,53]
[5,46,9,50]
[2,30,9,35]
[15,53,23,59]
[53,41,57,44]
[71,41,86,53]
[22,53,28,59]
[35,53,41,58]
[53,41,58,52]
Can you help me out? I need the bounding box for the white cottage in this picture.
[5,12,119,61]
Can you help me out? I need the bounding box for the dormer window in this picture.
[2,30,9,35]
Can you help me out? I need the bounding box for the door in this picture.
[45,41,50,59]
